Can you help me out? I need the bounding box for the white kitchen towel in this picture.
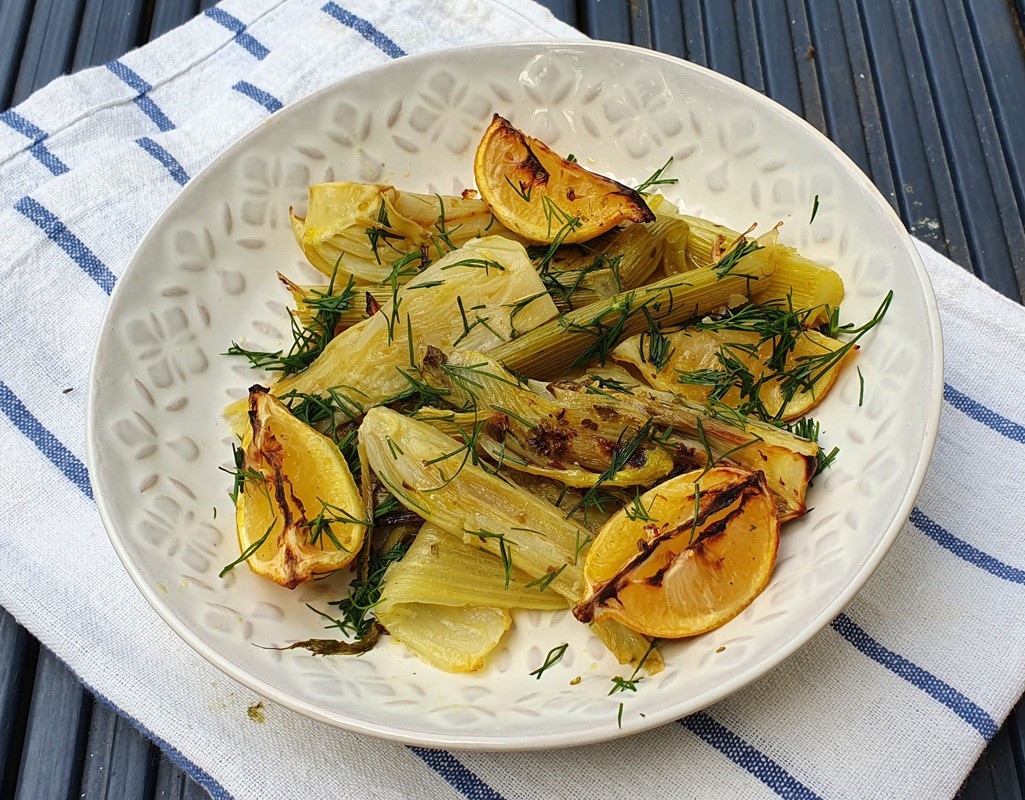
[0,1,1023,798]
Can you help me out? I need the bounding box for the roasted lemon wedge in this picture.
[473,114,654,244]
[614,326,851,421]
[574,467,779,638]
[234,386,365,589]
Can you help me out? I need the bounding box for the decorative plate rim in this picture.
[86,39,944,750]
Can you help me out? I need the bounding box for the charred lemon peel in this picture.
[575,467,780,639]
[230,386,367,589]
[474,114,655,244]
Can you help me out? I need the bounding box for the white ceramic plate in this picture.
[87,41,942,750]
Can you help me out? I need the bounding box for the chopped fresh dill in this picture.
[638,306,675,371]
[219,519,275,577]
[469,528,514,587]
[712,237,763,279]
[365,198,403,264]
[635,157,677,193]
[504,175,533,202]
[327,540,411,638]
[810,194,820,224]
[568,420,655,517]
[529,643,569,679]
[857,366,865,407]
[608,638,660,696]
[786,416,839,473]
[524,563,567,592]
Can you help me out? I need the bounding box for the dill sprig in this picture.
[567,420,656,518]
[219,519,275,577]
[326,540,411,638]
[225,263,356,376]
[635,157,677,193]
[529,643,569,679]
[786,416,839,473]
[304,500,372,551]
[638,306,675,370]
[712,237,763,279]
[468,528,514,587]
[365,198,404,265]
[563,292,639,370]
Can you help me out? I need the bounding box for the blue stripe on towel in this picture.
[136,137,190,186]
[203,8,270,60]
[910,507,1025,585]
[231,81,283,113]
[106,61,175,132]
[408,748,505,799]
[14,197,116,294]
[944,383,1025,444]
[0,382,91,499]
[322,2,406,58]
[27,141,70,175]
[831,612,997,738]
[680,713,823,799]
[0,110,69,175]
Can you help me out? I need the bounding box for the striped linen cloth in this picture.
[1,1,1024,798]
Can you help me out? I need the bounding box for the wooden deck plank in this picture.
[0,0,35,110]
[80,704,157,799]
[0,608,38,798]
[13,648,91,800]
[73,0,149,71]
[11,0,87,105]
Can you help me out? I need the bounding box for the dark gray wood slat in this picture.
[730,0,766,93]
[959,726,1024,800]
[801,0,872,177]
[941,0,1025,302]
[73,0,149,72]
[149,0,199,39]
[831,0,899,209]
[906,0,1021,300]
[11,0,87,105]
[579,0,631,43]
[870,0,974,271]
[781,0,826,134]
[539,0,576,27]
[960,749,998,800]
[1009,705,1025,792]
[699,0,744,82]
[0,0,35,110]
[153,755,210,800]
[14,647,91,800]
[197,0,216,10]
[750,0,804,118]
[80,704,157,800]
[963,0,1025,230]
[646,0,684,58]
[852,0,951,255]
[988,725,1025,800]
[679,0,707,66]
[628,0,653,49]
[0,608,39,798]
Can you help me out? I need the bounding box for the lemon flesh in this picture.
[575,467,779,638]
[236,386,365,589]
[473,114,654,244]
[614,326,851,422]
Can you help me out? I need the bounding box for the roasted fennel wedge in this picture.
[418,347,672,488]
[376,524,566,672]
[360,407,660,667]
[291,182,520,283]
[226,236,557,432]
